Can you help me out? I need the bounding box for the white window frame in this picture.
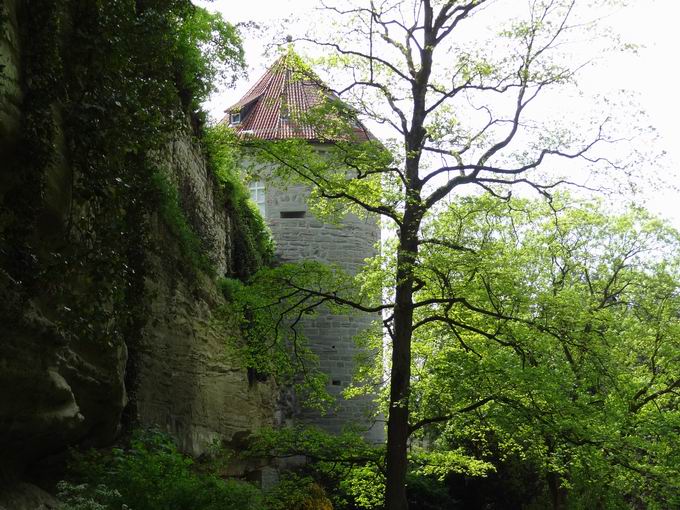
[248,181,266,217]
[229,112,241,125]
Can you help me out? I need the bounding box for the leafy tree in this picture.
[234,1,667,509]
[404,195,680,508]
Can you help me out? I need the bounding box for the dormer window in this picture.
[229,112,241,125]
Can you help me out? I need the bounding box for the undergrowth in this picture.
[59,430,264,510]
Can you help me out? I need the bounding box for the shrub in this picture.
[61,430,264,510]
[265,474,333,510]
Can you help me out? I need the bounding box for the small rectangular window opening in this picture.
[280,211,305,219]
[332,379,342,386]
[229,112,241,125]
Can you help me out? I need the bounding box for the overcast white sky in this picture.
[198,0,680,225]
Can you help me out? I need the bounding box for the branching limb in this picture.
[408,395,495,434]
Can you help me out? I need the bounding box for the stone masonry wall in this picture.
[264,180,384,443]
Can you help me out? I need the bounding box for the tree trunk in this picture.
[384,308,412,510]
[547,471,567,510]
[385,9,431,505]
[385,210,420,510]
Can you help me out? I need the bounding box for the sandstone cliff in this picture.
[0,1,276,505]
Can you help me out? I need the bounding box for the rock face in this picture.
[0,483,59,510]
[166,136,231,276]
[0,1,276,504]
[129,133,276,457]
[0,301,128,473]
[135,223,276,458]
[0,0,22,155]
[1,0,126,477]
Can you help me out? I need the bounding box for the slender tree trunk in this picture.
[384,343,411,509]
[385,6,432,506]
[547,471,567,510]
[385,201,421,510]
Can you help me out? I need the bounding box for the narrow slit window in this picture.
[280,211,305,219]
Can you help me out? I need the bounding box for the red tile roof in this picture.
[223,51,370,142]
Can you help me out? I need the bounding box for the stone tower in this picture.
[225,53,383,442]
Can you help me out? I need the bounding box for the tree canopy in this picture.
[399,195,680,508]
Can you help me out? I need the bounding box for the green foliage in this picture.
[240,192,679,507]
[150,170,214,276]
[172,5,244,114]
[245,426,466,510]
[247,427,460,510]
[217,261,371,407]
[337,465,385,509]
[265,474,333,510]
[204,125,274,277]
[409,448,494,481]
[61,430,264,510]
[384,194,680,508]
[248,426,385,510]
[248,426,381,463]
[217,270,325,392]
[404,474,456,510]
[57,482,120,510]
